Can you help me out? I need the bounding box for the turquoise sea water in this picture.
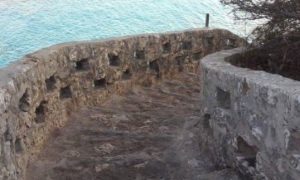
[0,0,255,68]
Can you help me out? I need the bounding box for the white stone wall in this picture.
[201,48,300,180]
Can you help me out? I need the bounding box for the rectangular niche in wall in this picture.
[135,50,145,60]
[182,41,193,50]
[108,53,121,66]
[15,138,24,154]
[287,129,300,153]
[225,38,237,49]
[122,69,132,80]
[94,78,107,89]
[236,136,258,168]
[150,59,160,74]
[193,51,203,60]
[162,42,171,53]
[75,58,90,71]
[45,76,56,91]
[175,55,186,72]
[176,55,186,66]
[204,36,214,47]
[216,87,231,109]
[203,113,211,129]
[60,86,72,99]
[35,101,47,123]
[19,89,30,112]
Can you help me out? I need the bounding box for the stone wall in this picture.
[0,29,243,180]
[201,48,300,180]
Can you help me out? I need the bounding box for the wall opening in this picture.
[204,37,214,47]
[60,86,72,99]
[135,50,145,60]
[4,129,12,142]
[176,55,186,66]
[163,42,171,53]
[236,136,258,168]
[203,113,211,129]
[15,138,24,154]
[122,69,132,80]
[150,59,160,76]
[19,90,30,112]
[241,79,250,95]
[176,55,186,72]
[216,87,231,109]
[94,78,107,89]
[75,58,90,71]
[182,41,192,50]
[108,53,121,66]
[225,38,236,49]
[287,129,300,153]
[35,101,47,123]
[45,76,56,91]
[193,51,202,60]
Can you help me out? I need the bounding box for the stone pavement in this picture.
[26,72,243,180]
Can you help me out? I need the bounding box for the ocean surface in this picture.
[0,0,256,68]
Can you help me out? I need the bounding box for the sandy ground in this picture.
[26,72,242,180]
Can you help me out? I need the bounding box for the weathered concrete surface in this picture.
[201,48,300,180]
[26,72,244,180]
[0,29,244,180]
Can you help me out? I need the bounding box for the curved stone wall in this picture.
[0,29,243,180]
[201,48,300,180]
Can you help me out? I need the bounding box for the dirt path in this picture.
[26,72,241,180]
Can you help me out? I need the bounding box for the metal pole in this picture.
[205,13,210,28]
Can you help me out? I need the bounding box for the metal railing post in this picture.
[205,13,210,28]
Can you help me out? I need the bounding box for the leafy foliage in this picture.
[221,0,300,44]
